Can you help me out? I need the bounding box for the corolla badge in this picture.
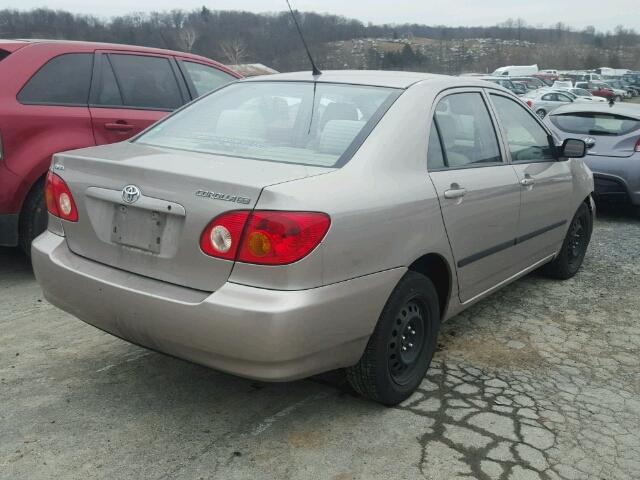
[122,185,141,204]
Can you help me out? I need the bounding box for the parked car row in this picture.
[0,39,241,252]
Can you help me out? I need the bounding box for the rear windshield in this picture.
[550,112,640,136]
[136,81,398,167]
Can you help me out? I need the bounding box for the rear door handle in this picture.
[444,187,467,199]
[520,177,535,187]
[104,122,135,132]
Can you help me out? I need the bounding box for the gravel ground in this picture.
[1,205,639,480]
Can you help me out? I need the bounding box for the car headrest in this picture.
[318,120,365,156]
[319,103,359,131]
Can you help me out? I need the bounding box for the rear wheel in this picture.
[536,109,546,119]
[18,179,48,257]
[346,271,440,406]
[541,202,592,279]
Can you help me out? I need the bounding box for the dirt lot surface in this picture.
[1,206,639,480]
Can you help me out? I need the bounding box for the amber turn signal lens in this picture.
[246,231,271,257]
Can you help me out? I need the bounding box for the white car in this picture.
[554,86,608,103]
[524,90,589,118]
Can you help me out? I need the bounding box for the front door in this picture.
[488,92,574,267]
[89,51,187,145]
[428,90,522,303]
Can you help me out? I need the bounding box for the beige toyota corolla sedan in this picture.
[32,71,594,405]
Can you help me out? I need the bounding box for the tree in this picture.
[220,39,247,65]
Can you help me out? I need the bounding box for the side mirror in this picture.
[560,138,586,158]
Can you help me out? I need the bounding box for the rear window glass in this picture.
[137,81,398,167]
[18,53,93,105]
[550,113,640,136]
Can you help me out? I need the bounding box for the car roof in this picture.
[241,70,500,90]
[6,39,239,76]
[550,103,640,119]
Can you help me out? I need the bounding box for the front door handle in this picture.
[444,187,467,199]
[104,122,135,132]
[520,177,535,187]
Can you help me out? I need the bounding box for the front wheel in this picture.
[540,202,592,279]
[536,109,547,119]
[346,271,440,406]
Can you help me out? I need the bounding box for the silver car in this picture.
[545,103,640,207]
[524,90,585,119]
[32,72,595,405]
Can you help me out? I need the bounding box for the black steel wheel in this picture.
[346,271,440,406]
[541,202,592,280]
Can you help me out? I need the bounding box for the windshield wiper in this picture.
[588,129,616,136]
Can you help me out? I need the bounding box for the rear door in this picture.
[488,92,574,266]
[428,90,521,303]
[89,51,189,145]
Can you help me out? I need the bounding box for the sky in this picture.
[4,0,639,32]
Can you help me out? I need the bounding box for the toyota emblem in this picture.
[122,185,141,204]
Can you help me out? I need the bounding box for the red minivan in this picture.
[0,39,241,252]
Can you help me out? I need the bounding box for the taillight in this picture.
[200,210,331,265]
[200,210,250,260]
[45,171,78,222]
[526,100,533,108]
[635,137,640,152]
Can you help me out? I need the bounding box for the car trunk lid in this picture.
[55,142,332,292]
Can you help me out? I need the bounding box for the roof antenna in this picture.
[286,0,322,76]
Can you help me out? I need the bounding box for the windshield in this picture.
[137,81,398,167]
[551,112,640,136]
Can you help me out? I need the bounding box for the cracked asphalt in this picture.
[1,205,639,480]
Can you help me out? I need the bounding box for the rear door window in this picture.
[18,53,93,106]
[434,92,502,168]
[550,113,640,136]
[108,54,183,110]
[93,56,123,106]
[181,61,236,97]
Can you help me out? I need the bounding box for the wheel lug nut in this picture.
[402,346,407,351]
[408,343,413,348]
[402,335,406,340]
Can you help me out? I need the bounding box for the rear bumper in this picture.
[0,214,19,247]
[32,232,404,381]
[585,157,640,206]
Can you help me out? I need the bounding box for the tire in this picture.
[346,271,440,406]
[541,202,592,280]
[18,178,48,257]
[536,109,546,119]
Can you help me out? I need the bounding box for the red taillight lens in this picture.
[200,210,251,260]
[45,171,78,222]
[200,210,331,265]
[635,137,640,152]
[526,100,533,108]
[238,211,331,265]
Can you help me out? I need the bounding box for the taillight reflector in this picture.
[635,137,640,152]
[200,210,330,265]
[45,171,78,222]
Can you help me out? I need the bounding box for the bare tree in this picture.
[220,39,247,65]
[178,27,198,52]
